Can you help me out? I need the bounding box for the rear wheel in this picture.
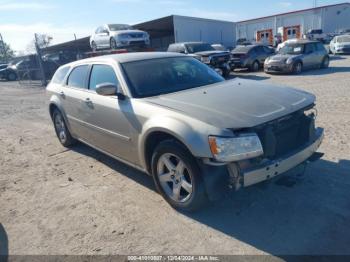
[321,56,330,69]
[251,60,260,72]
[91,41,97,52]
[293,62,303,74]
[151,140,208,212]
[52,109,76,147]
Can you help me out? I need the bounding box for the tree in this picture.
[0,40,14,63]
[26,34,53,53]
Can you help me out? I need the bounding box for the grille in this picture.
[129,40,146,45]
[211,54,230,65]
[254,112,315,159]
[129,33,144,38]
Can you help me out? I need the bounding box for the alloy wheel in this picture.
[156,153,193,203]
[54,113,67,144]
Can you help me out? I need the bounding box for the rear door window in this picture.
[67,65,89,89]
[89,64,119,91]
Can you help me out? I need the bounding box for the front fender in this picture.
[138,116,226,169]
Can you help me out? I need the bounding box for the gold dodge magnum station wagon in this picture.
[47,52,324,211]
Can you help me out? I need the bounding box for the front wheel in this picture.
[222,67,231,78]
[110,38,117,50]
[151,140,208,212]
[321,56,330,69]
[250,60,260,72]
[7,72,17,81]
[91,41,97,52]
[293,62,303,74]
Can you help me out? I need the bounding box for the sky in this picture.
[0,0,346,52]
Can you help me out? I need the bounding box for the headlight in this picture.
[208,134,264,162]
[286,58,294,64]
[201,56,211,63]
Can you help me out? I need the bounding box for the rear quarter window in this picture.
[67,65,89,89]
[51,66,70,84]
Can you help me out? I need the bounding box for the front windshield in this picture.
[279,44,304,55]
[338,35,350,43]
[121,57,224,98]
[108,24,133,31]
[185,43,215,53]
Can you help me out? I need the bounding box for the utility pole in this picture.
[34,33,47,87]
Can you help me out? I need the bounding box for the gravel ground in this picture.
[0,55,350,257]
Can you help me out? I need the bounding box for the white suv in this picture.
[90,24,150,51]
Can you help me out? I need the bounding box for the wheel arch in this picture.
[138,116,220,174]
[48,100,73,135]
[142,130,193,174]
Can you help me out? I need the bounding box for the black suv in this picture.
[168,42,231,78]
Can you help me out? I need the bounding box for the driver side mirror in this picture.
[96,83,125,99]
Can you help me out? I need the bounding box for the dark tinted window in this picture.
[52,66,70,84]
[89,64,119,91]
[121,57,224,98]
[185,43,214,53]
[232,45,253,53]
[263,46,274,54]
[67,65,89,89]
[304,43,316,54]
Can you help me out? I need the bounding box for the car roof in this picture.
[66,52,187,66]
[287,39,320,44]
[171,42,208,45]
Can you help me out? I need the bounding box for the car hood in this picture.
[145,79,315,129]
[194,50,229,57]
[336,42,350,46]
[268,54,300,62]
[112,30,146,36]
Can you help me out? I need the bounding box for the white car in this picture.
[330,35,350,54]
[90,24,150,51]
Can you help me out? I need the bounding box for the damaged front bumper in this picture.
[200,128,324,201]
[229,127,324,188]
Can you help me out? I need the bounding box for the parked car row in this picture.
[167,42,231,77]
[168,39,330,77]
[0,57,60,82]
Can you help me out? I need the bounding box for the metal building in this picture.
[236,2,350,45]
[134,15,236,50]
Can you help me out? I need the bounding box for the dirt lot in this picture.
[1,55,350,257]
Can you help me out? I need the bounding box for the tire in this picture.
[110,38,117,50]
[293,61,303,74]
[321,56,330,69]
[151,140,208,212]
[250,60,260,72]
[52,109,76,147]
[7,72,17,81]
[222,68,231,78]
[91,41,97,52]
